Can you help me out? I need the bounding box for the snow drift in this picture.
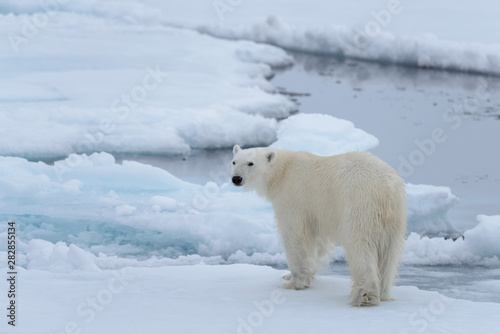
[3,0,500,75]
[0,13,294,159]
[6,264,500,334]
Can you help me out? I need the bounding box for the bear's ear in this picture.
[233,145,241,155]
[266,151,276,164]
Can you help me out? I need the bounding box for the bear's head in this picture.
[231,145,276,194]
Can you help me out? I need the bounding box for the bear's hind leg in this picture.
[345,242,381,307]
[379,257,397,301]
[379,233,405,301]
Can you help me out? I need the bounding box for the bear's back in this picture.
[268,150,403,209]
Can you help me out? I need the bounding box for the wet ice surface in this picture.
[325,262,500,304]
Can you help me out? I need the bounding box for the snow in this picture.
[271,113,379,156]
[400,216,500,267]
[165,0,500,75]
[0,13,294,159]
[4,0,499,75]
[4,264,500,333]
[192,15,500,76]
[464,215,500,259]
[26,239,101,273]
[406,183,460,238]
[404,215,500,266]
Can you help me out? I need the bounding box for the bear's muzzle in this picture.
[232,176,243,186]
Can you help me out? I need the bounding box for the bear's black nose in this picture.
[232,176,243,186]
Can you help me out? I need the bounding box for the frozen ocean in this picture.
[1,1,499,333]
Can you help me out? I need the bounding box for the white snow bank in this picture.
[6,264,500,334]
[193,16,500,76]
[26,239,101,273]
[271,113,379,156]
[406,183,460,238]
[4,0,499,75]
[404,215,500,265]
[463,215,500,259]
[0,152,282,262]
[0,13,294,159]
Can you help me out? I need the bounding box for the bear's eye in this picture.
[232,161,235,165]
[248,162,254,166]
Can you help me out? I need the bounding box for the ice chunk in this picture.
[271,113,379,156]
[464,215,500,259]
[404,215,500,265]
[406,183,460,238]
[0,17,294,160]
[149,196,178,212]
[115,204,136,216]
[26,239,100,273]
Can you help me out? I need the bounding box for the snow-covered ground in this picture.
[0,10,295,159]
[1,1,500,333]
[7,264,500,333]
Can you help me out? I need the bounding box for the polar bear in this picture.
[231,145,406,306]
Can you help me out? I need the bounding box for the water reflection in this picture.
[276,51,500,120]
[114,149,233,185]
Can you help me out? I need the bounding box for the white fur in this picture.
[231,145,407,307]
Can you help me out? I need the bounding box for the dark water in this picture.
[114,149,233,185]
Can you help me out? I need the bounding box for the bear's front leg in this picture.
[279,229,318,290]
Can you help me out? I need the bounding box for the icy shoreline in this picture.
[5,0,500,75]
[192,16,500,76]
